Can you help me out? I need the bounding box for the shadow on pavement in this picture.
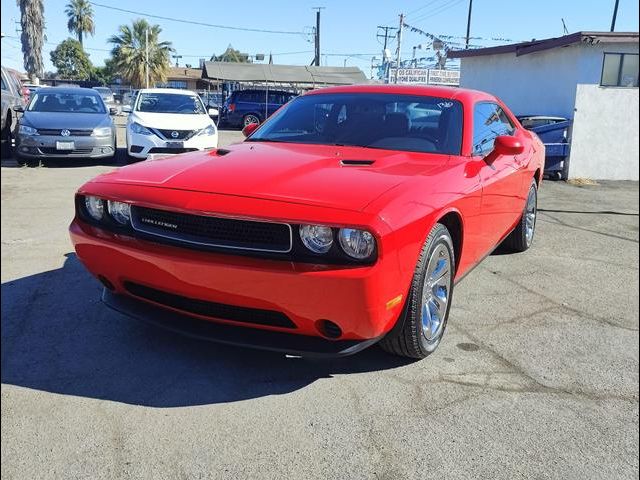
[1,253,413,408]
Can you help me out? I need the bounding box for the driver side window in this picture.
[473,102,515,155]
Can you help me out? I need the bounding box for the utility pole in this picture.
[465,0,473,49]
[172,54,182,67]
[377,25,395,82]
[610,0,620,32]
[395,13,404,83]
[313,7,324,67]
[145,27,149,88]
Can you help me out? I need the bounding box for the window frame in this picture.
[600,52,639,88]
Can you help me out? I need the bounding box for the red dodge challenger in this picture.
[70,85,544,359]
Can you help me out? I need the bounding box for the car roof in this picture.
[138,88,198,95]
[303,83,497,103]
[37,87,102,95]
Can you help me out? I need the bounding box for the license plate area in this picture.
[166,141,184,149]
[56,141,75,150]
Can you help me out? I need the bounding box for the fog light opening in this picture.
[97,275,115,291]
[316,319,342,339]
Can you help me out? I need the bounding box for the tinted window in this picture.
[136,93,205,114]
[1,74,6,91]
[473,103,515,155]
[28,92,106,113]
[248,93,464,155]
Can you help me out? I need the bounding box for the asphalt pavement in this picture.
[1,121,638,479]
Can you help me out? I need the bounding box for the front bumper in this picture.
[127,129,218,160]
[16,134,115,158]
[70,218,406,353]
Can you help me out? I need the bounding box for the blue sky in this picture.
[1,0,638,74]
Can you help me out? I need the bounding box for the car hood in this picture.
[92,142,450,211]
[130,112,212,130]
[22,111,110,129]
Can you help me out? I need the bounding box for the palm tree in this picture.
[65,0,95,46]
[17,0,45,79]
[108,19,173,89]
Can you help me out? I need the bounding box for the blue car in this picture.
[220,89,297,128]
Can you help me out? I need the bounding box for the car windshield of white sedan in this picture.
[247,93,464,155]
[28,92,106,114]
[136,93,206,114]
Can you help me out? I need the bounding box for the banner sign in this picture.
[388,68,460,86]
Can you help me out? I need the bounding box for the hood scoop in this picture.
[214,148,231,156]
[341,159,375,166]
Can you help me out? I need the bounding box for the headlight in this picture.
[299,224,333,254]
[84,196,105,220]
[93,126,112,137]
[198,125,217,136]
[130,122,152,135]
[18,125,38,136]
[107,200,131,225]
[338,228,376,260]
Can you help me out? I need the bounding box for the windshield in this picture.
[136,92,206,114]
[28,91,106,114]
[248,93,463,155]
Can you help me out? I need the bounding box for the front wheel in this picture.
[379,223,455,359]
[504,179,538,252]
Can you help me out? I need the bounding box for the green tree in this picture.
[212,45,252,63]
[50,38,93,79]
[17,0,45,79]
[65,0,95,46]
[90,57,117,85]
[108,19,173,89]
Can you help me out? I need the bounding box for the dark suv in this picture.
[220,89,297,128]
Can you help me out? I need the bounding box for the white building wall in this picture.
[569,84,639,180]
[458,41,639,179]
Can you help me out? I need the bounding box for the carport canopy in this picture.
[201,62,368,87]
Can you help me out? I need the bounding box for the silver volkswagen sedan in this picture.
[15,87,116,163]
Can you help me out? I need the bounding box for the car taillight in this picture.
[228,103,235,112]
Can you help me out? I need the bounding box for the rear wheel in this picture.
[243,114,260,127]
[504,179,538,252]
[379,223,455,359]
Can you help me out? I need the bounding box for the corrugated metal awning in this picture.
[201,62,367,85]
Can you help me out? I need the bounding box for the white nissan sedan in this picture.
[124,88,218,160]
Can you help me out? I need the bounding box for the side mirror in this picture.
[121,105,132,113]
[208,107,219,117]
[13,105,24,113]
[484,135,524,166]
[109,107,118,115]
[242,122,260,137]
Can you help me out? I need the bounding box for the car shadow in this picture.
[1,253,414,408]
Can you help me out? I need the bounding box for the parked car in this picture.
[1,66,26,157]
[22,82,48,103]
[14,87,117,164]
[93,86,115,104]
[124,88,218,160]
[70,84,544,359]
[122,89,139,107]
[517,115,571,180]
[220,89,297,128]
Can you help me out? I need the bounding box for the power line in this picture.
[411,0,466,23]
[88,2,307,35]
[405,0,452,18]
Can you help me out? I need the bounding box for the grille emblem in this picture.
[140,217,178,229]
[171,131,179,138]
[61,129,71,137]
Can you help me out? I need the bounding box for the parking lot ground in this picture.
[1,140,638,478]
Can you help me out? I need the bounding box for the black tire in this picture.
[1,114,12,159]
[379,223,455,359]
[504,179,538,252]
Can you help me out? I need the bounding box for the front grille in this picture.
[148,147,198,154]
[155,129,196,140]
[39,147,94,155]
[130,206,292,253]
[37,129,93,136]
[124,281,296,329]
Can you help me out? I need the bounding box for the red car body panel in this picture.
[70,84,544,352]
